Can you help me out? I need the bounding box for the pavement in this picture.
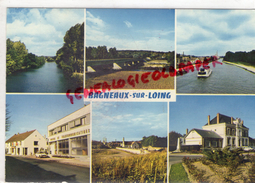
[8,155,90,168]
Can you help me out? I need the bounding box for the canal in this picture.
[6,62,76,93]
[177,59,255,94]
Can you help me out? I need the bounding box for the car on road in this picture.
[35,152,49,158]
[243,146,255,151]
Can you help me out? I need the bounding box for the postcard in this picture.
[2,3,255,183]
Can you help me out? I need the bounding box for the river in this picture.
[177,59,255,94]
[6,62,76,93]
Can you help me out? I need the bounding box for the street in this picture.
[169,154,203,165]
[6,156,89,183]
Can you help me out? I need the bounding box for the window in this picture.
[34,141,38,146]
[232,138,235,146]
[71,136,88,155]
[58,139,69,155]
[227,137,231,145]
[227,128,230,135]
[75,119,81,126]
[232,129,235,136]
[212,141,217,147]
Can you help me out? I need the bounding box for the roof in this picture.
[205,113,248,128]
[207,113,233,125]
[6,130,36,143]
[190,129,222,139]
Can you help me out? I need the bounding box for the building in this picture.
[48,104,90,157]
[121,137,141,149]
[176,113,252,151]
[5,129,47,155]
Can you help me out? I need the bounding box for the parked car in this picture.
[35,151,49,158]
[243,146,255,151]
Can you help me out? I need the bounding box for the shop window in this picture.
[71,136,88,155]
[58,139,69,155]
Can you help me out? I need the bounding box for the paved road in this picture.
[169,154,203,165]
[6,156,89,183]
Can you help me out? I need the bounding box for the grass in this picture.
[92,151,167,182]
[169,163,190,183]
[93,149,120,155]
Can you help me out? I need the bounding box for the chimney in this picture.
[217,113,220,124]
[186,129,188,135]
[208,115,210,125]
[231,117,233,124]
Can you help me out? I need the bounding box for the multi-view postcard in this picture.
[4,7,255,183]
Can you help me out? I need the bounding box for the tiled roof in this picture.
[6,130,36,143]
[191,128,222,139]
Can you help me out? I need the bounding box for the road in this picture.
[6,156,89,183]
[169,154,203,165]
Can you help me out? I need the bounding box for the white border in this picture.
[1,1,255,183]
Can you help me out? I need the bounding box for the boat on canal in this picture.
[197,65,212,78]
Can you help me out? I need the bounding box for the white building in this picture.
[5,129,47,155]
[177,113,251,150]
[48,104,90,157]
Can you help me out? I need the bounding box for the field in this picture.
[86,70,174,89]
[92,149,167,182]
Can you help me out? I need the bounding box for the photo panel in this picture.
[5,94,90,182]
[6,8,84,93]
[85,9,175,91]
[169,95,255,182]
[176,9,255,94]
[91,102,168,182]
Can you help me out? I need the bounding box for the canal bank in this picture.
[223,61,255,74]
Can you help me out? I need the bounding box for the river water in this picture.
[6,62,75,93]
[177,59,255,94]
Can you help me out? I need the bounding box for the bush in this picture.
[203,147,244,170]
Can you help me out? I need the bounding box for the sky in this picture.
[170,95,255,138]
[5,95,89,140]
[177,10,255,56]
[6,8,84,56]
[92,102,168,142]
[86,9,175,52]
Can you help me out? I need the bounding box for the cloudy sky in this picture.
[177,10,255,56]
[7,8,84,56]
[86,9,175,52]
[92,102,168,142]
[170,96,255,138]
[6,95,88,139]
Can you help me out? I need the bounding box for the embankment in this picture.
[223,61,255,74]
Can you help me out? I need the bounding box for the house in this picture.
[176,113,252,151]
[5,129,47,155]
[121,137,141,149]
[48,104,90,157]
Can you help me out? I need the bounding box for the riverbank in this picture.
[86,70,174,89]
[223,61,255,74]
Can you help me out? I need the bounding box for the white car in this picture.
[243,147,255,151]
[35,152,49,158]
